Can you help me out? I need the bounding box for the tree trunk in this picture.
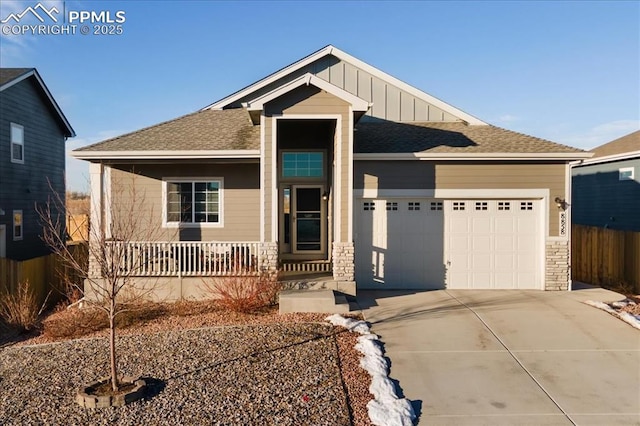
[109,298,118,392]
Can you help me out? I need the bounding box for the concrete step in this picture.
[279,289,351,314]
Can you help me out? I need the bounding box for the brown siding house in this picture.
[73,46,590,299]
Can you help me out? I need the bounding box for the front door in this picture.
[281,185,326,256]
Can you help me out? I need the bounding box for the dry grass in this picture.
[0,280,49,333]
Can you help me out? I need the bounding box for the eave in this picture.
[572,150,640,167]
[353,152,594,161]
[71,150,261,161]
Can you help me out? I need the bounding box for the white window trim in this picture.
[10,123,24,164]
[162,177,224,228]
[619,167,634,181]
[13,210,23,241]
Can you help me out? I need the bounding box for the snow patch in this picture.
[326,314,416,426]
[584,300,640,330]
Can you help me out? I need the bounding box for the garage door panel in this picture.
[446,199,542,290]
[356,198,444,290]
[472,235,491,251]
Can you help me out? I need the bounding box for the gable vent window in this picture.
[408,202,420,211]
[363,202,375,211]
[619,167,634,181]
[453,202,465,211]
[520,201,533,211]
[10,123,24,164]
[475,202,488,211]
[430,202,443,211]
[498,202,511,211]
[386,202,398,211]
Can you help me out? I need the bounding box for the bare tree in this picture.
[39,174,168,392]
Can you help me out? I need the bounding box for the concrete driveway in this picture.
[357,286,640,425]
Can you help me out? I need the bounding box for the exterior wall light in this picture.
[554,197,568,210]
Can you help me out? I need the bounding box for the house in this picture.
[572,130,640,231]
[0,68,75,260]
[72,45,590,299]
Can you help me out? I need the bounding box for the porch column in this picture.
[88,162,103,279]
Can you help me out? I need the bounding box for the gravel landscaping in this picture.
[0,323,358,425]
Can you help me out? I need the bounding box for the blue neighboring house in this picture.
[0,68,75,260]
[572,130,640,231]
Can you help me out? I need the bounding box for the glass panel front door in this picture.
[294,187,322,252]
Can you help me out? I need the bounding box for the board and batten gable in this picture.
[263,85,352,241]
[0,76,66,260]
[572,158,640,231]
[354,160,567,236]
[227,54,461,123]
[108,163,260,241]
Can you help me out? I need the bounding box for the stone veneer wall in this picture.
[259,242,279,276]
[332,242,355,282]
[545,239,570,291]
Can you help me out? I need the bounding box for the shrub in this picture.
[203,273,282,313]
[0,280,49,333]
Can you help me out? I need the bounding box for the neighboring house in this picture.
[0,68,75,260]
[73,45,590,297]
[572,130,640,231]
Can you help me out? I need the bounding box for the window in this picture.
[430,201,443,211]
[13,210,23,240]
[453,202,465,211]
[619,167,634,181]
[498,202,511,211]
[164,179,222,226]
[408,202,420,211]
[475,202,488,211]
[386,202,398,211]
[363,202,375,211]
[10,123,24,164]
[282,152,324,178]
[520,201,533,211]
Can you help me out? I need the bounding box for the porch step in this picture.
[279,289,351,314]
[281,260,332,273]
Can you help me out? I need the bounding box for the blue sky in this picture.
[1,0,639,192]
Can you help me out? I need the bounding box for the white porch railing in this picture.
[106,241,261,277]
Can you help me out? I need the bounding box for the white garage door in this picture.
[445,200,542,289]
[355,199,445,290]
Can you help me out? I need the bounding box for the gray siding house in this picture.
[73,46,590,298]
[0,68,75,260]
[572,131,640,231]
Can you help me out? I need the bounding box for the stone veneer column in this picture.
[545,239,570,290]
[332,242,355,282]
[259,242,279,277]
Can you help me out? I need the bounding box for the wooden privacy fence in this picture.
[0,242,88,306]
[67,214,89,242]
[572,225,640,293]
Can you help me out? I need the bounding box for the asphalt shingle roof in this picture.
[591,130,640,158]
[76,108,260,152]
[0,68,33,86]
[77,109,584,156]
[354,121,584,154]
